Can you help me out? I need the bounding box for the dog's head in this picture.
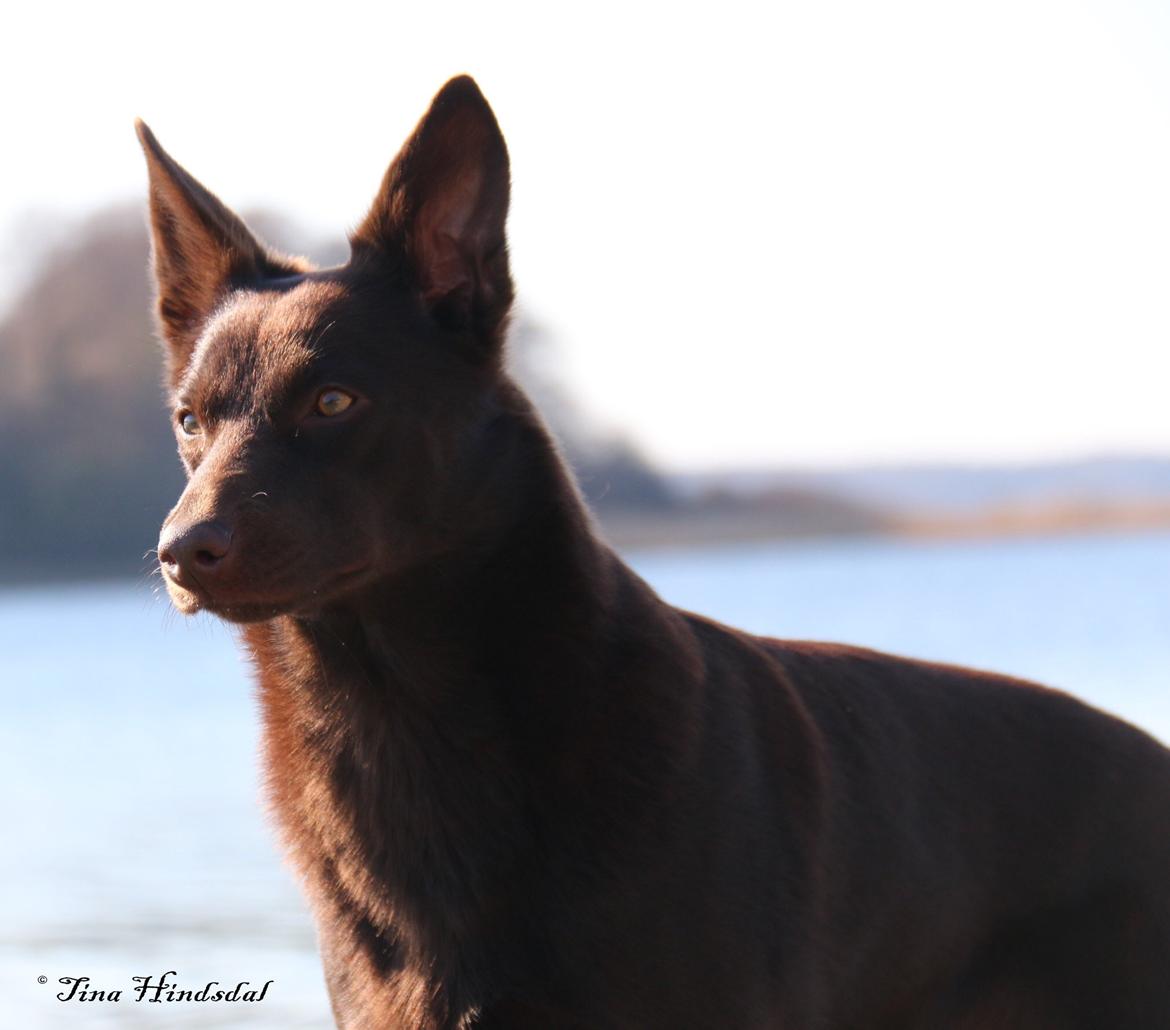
[139,77,521,622]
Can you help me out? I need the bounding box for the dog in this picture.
[138,76,1170,1029]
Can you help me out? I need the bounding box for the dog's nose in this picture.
[158,521,233,587]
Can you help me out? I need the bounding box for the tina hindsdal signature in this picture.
[53,970,273,1003]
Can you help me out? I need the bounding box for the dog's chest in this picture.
[257,645,534,974]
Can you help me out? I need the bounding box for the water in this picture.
[2,531,1168,1028]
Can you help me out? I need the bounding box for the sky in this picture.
[3,0,1170,471]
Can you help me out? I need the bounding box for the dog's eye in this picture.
[315,389,355,417]
[178,410,201,436]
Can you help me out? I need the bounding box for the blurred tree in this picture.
[0,208,179,580]
[507,320,675,513]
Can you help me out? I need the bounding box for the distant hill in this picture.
[674,459,1170,515]
[664,460,1170,545]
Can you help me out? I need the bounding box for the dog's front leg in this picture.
[317,918,369,1029]
[314,911,412,1030]
[469,998,595,1030]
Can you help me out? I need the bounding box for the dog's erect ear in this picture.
[135,121,301,387]
[351,76,513,345]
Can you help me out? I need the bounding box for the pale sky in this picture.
[4,0,1170,471]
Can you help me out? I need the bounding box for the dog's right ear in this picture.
[350,76,513,352]
[135,121,298,388]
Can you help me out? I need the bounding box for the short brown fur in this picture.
[139,77,1170,1029]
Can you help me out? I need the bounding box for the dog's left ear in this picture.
[351,76,513,347]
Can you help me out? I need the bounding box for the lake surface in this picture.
[2,531,1168,1028]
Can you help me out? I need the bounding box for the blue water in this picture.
[2,531,1168,1028]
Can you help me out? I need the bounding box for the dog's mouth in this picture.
[162,563,372,624]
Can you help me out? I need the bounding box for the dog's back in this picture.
[761,637,1170,1028]
[138,77,1170,1029]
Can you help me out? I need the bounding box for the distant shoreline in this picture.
[601,502,1170,551]
[5,504,1170,587]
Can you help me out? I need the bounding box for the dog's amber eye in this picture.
[315,389,355,417]
[178,411,201,436]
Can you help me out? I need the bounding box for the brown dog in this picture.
[138,77,1170,1029]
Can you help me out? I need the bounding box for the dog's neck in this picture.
[243,412,698,1020]
[283,469,622,749]
[294,410,621,705]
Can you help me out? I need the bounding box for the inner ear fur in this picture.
[135,120,306,386]
[350,76,514,346]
